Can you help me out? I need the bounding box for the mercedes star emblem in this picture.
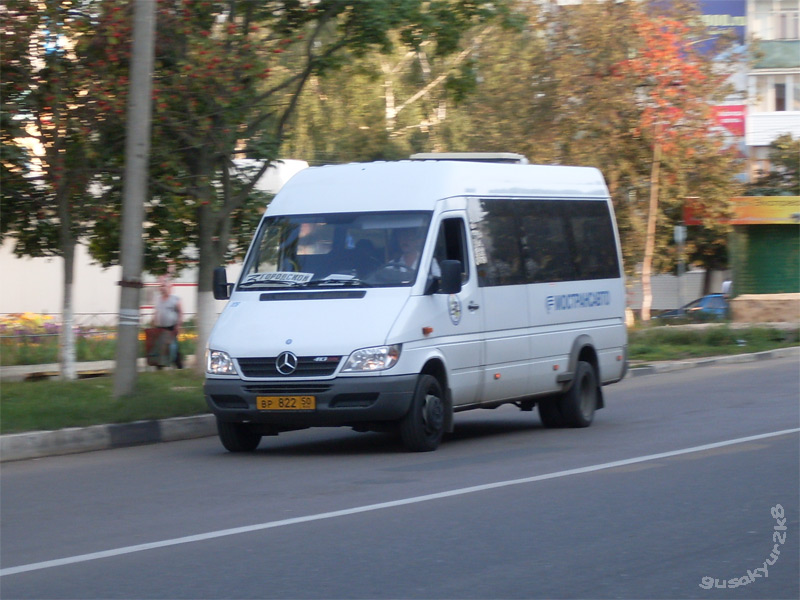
[276,351,298,375]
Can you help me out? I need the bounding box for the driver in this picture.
[386,227,425,271]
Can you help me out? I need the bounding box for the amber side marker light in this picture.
[422,326,434,336]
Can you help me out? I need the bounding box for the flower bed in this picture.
[0,313,196,366]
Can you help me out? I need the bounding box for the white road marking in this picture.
[2,427,798,577]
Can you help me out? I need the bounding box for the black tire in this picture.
[217,419,262,452]
[538,396,567,428]
[538,361,598,428]
[399,374,446,452]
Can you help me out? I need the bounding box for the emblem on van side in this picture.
[448,295,462,325]
[276,351,298,375]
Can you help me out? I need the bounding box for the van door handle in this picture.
[468,301,480,312]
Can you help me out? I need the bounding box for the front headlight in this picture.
[206,349,238,375]
[341,345,401,372]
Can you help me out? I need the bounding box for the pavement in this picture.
[1,346,798,463]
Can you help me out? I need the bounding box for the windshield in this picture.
[239,211,432,289]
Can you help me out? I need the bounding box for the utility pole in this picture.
[113,0,156,398]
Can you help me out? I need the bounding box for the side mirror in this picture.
[438,260,462,295]
[213,267,232,300]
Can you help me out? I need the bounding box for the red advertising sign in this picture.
[712,105,746,137]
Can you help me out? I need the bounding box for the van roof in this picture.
[267,160,609,215]
[409,152,529,164]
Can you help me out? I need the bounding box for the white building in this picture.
[0,159,308,321]
[746,0,800,177]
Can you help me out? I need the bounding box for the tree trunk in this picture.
[59,240,77,381]
[382,60,396,131]
[194,201,221,374]
[640,139,662,322]
[113,0,155,397]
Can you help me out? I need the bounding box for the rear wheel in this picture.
[538,361,598,428]
[399,375,445,452]
[217,419,262,452]
[538,396,567,428]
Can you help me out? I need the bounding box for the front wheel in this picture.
[217,419,262,452]
[399,375,446,452]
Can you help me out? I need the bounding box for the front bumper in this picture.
[204,374,417,428]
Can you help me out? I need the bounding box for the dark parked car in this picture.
[654,293,729,321]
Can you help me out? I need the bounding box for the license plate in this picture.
[256,396,316,411]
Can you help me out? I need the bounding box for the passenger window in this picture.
[569,202,620,280]
[469,199,525,287]
[519,202,577,283]
[434,218,469,282]
[470,197,620,286]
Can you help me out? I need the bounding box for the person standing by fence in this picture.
[152,276,183,369]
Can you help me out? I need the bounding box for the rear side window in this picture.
[467,200,526,286]
[469,198,620,287]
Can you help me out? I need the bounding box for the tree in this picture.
[86,0,517,371]
[1,0,119,379]
[449,0,741,315]
[283,14,523,164]
[619,8,740,320]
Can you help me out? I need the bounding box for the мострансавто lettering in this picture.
[546,291,610,313]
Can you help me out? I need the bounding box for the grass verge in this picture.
[628,324,799,363]
[0,370,207,435]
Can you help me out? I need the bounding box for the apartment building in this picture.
[746,0,800,177]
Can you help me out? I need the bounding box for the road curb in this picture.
[1,347,798,463]
[0,415,216,463]
[627,345,800,377]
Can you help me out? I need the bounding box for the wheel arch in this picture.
[561,335,604,409]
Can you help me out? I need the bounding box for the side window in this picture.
[434,217,469,282]
[707,296,726,309]
[468,199,526,287]
[470,198,620,286]
[568,201,620,280]
[519,201,577,283]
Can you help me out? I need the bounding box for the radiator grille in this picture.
[237,356,341,378]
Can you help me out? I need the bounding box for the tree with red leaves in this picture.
[618,9,737,321]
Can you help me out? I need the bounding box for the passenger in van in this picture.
[350,239,382,278]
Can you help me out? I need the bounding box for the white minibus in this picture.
[205,154,628,452]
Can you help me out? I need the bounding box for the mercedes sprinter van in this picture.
[205,155,628,452]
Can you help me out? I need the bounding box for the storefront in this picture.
[726,196,800,296]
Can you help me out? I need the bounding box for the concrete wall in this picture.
[0,238,242,324]
[627,270,730,311]
[0,241,125,317]
[730,293,800,323]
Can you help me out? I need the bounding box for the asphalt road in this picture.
[1,357,798,599]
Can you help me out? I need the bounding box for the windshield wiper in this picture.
[305,276,373,288]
